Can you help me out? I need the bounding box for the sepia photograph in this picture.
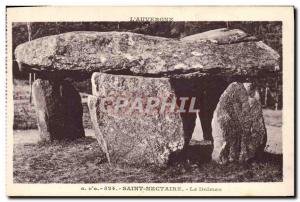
[6,6,294,197]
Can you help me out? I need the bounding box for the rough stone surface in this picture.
[88,72,185,165]
[32,79,85,141]
[181,28,257,44]
[211,82,267,164]
[15,31,279,77]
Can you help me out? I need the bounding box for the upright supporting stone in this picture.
[211,82,267,164]
[88,73,185,165]
[32,79,85,141]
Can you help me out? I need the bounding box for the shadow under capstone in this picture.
[169,76,230,146]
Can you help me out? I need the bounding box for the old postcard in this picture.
[6,6,294,197]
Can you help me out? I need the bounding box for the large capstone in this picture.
[211,82,267,164]
[88,72,186,165]
[15,30,279,78]
[32,79,85,141]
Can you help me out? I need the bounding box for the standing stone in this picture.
[211,82,267,164]
[88,73,185,165]
[32,79,85,141]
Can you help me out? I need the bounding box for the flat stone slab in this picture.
[15,30,279,77]
[211,82,267,164]
[88,72,185,165]
[181,28,257,44]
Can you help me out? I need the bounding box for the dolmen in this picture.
[14,28,280,165]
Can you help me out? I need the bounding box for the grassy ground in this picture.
[13,137,282,183]
[13,79,283,183]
